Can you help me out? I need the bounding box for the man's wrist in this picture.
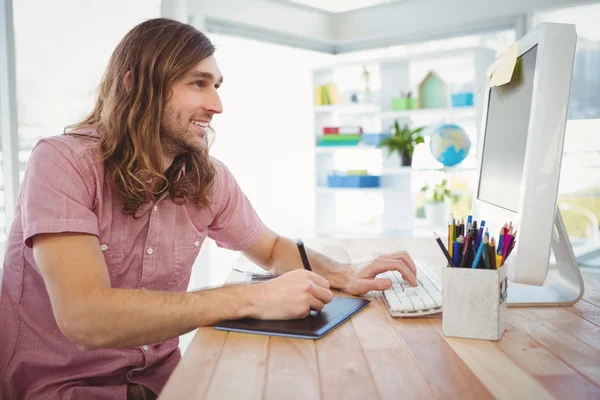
[236,283,260,319]
[324,262,353,290]
[190,283,259,325]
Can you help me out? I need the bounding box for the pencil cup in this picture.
[442,265,507,341]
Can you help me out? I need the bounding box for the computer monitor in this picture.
[472,22,584,306]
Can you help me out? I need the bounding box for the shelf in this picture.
[381,167,476,174]
[315,104,380,114]
[316,186,384,194]
[315,145,380,153]
[378,106,475,120]
[314,105,475,120]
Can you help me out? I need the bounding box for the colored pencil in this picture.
[496,254,503,268]
[461,234,472,268]
[489,236,497,269]
[497,225,505,255]
[482,233,491,269]
[502,230,513,259]
[472,235,485,268]
[448,221,453,258]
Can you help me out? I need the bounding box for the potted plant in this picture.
[421,178,455,227]
[378,121,425,166]
[391,91,417,110]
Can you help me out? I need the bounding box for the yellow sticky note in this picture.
[489,43,519,88]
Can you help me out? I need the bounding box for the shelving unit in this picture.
[313,46,496,238]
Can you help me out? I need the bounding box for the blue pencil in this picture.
[472,234,486,268]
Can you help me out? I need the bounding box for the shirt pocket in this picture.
[99,241,126,284]
[166,237,206,290]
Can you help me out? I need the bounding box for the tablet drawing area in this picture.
[215,296,371,340]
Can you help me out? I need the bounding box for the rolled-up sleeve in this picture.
[208,159,266,251]
[21,139,99,248]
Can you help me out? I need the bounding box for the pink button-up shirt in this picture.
[0,132,266,399]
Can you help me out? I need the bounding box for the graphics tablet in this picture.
[215,296,370,340]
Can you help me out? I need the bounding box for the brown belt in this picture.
[127,384,157,400]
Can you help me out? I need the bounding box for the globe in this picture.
[429,124,471,167]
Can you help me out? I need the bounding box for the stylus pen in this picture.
[296,239,313,271]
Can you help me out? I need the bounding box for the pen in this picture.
[296,239,312,271]
[434,232,458,268]
[453,241,460,266]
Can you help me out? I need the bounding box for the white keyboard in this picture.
[381,260,443,317]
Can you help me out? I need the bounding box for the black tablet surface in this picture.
[215,296,370,340]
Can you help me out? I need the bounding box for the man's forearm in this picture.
[268,236,351,289]
[66,284,254,350]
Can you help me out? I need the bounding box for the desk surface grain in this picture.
[159,238,600,400]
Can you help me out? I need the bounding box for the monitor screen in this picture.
[477,46,538,212]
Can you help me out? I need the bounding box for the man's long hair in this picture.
[69,18,217,216]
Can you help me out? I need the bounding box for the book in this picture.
[323,126,363,135]
[315,83,340,106]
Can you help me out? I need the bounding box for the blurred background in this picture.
[1,1,599,304]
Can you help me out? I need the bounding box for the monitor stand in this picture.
[507,209,585,307]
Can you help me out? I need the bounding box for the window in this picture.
[12,0,162,181]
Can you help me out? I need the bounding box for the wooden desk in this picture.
[159,238,600,399]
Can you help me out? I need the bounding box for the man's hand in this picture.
[344,251,418,296]
[248,269,334,320]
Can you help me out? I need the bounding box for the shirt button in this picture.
[100,244,108,251]
[147,248,154,255]
[142,345,149,351]
[194,241,200,247]
[153,205,158,212]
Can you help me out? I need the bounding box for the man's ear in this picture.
[124,70,133,93]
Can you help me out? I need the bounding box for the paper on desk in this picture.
[487,43,519,88]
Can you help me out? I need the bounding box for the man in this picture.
[0,18,417,399]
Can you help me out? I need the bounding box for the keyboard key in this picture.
[387,295,401,308]
[421,294,437,309]
[391,296,414,312]
[408,296,426,311]
[423,284,439,295]
[431,292,443,307]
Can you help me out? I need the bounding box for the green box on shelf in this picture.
[317,139,361,146]
[391,97,418,111]
[320,134,362,142]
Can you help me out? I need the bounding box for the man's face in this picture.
[161,55,224,156]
